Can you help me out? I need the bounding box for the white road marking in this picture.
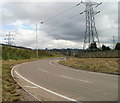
[49,61,57,67]
[59,75,93,83]
[38,68,93,84]
[39,69,49,73]
[11,65,41,101]
[49,60,118,77]
[24,86,38,88]
[14,71,80,102]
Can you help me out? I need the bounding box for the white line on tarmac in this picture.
[14,70,81,102]
[49,61,57,67]
[11,65,41,101]
[39,69,49,73]
[38,68,93,83]
[24,86,38,88]
[59,75,93,83]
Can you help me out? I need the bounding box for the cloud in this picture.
[1,2,118,49]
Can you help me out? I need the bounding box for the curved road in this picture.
[12,57,118,102]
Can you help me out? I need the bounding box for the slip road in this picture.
[12,57,118,101]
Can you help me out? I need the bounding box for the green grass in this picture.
[59,57,119,74]
[2,58,43,101]
[2,55,63,101]
[2,63,18,101]
[0,60,2,102]
[2,45,63,60]
[1,45,62,101]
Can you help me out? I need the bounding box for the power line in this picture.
[38,2,83,35]
[51,13,80,26]
[43,13,80,33]
[42,2,82,23]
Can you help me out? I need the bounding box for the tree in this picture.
[115,43,120,50]
[89,42,97,49]
[102,44,111,51]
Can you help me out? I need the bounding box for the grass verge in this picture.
[59,57,119,74]
[2,55,62,101]
[2,58,41,101]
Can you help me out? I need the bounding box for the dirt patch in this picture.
[16,86,39,101]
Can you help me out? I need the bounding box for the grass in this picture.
[2,54,63,101]
[59,57,119,74]
[2,58,40,101]
[0,60,2,102]
[1,45,63,101]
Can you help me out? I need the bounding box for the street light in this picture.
[36,21,44,58]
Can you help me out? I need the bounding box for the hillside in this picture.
[2,44,56,60]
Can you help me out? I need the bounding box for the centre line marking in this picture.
[59,75,93,83]
[14,71,81,102]
[39,69,49,73]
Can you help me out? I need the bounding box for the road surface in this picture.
[12,57,118,102]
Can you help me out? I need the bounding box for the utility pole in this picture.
[36,24,38,58]
[77,1,102,50]
[36,22,44,58]
[113,36,115,49]
[4,32,14,46]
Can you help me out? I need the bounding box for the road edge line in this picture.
[11,64,41,101]
[13,69,79,102]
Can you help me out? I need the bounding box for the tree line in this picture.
[102,43,120,51]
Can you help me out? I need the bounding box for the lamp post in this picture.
[36,22,44,58]
[36,24,38,58]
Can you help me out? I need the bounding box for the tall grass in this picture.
[2,45,62,101]
[2,45,54,60]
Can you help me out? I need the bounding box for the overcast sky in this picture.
[0,0,119,49]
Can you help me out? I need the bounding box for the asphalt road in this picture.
[13,57,118,102]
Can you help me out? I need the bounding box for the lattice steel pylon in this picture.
[77,1,102,50]
[4,32,14,46]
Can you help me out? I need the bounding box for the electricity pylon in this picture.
[4,32,14,46]
[77,1,102,50]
